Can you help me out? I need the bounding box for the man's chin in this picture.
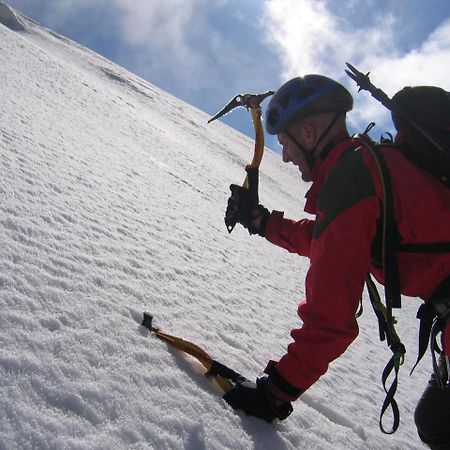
[301,171,312,183]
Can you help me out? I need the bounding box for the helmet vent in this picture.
[279,93,291,109]
[298,86,315,100]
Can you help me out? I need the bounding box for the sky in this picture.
[5,0,450,151]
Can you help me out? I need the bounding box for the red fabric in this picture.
[265,212,314,257]
[265,137,450,394]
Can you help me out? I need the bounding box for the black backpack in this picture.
[391,85,450,188]
[346,63,450,434]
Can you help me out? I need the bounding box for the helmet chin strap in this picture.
[284,129,315,169]
[285,112,342,171]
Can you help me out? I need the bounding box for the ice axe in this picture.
[208,91,274,233]
[141,313,244,394]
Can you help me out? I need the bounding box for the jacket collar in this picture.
[304,134,362,214]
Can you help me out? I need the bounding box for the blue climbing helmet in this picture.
[265,75,353,135]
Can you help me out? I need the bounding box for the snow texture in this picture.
[0,4,430,449]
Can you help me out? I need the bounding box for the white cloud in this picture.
[261,0,450,133]
[261,0,397,80]
[355,18,450,133]
[114,0,202,47]
[112,0,208,94]
[367,18,450,94]
[108,0,282,115]
[111,0,254,99]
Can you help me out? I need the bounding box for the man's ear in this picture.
[299,122,316,147]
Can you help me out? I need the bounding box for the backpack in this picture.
[346,62,450,187]
[391,85,450,188]
[346,63,450,434]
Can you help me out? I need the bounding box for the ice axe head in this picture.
[207,91,274,124]
[142,312,159,332]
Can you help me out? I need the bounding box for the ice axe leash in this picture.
[208,91,274,233]
[141,313,244,394]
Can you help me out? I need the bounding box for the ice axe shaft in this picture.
[208,91,274,233]
[141,313,242,393]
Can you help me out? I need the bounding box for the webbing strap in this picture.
[372,146,402,310]
[379,345,405,434]
[410,303,435,375]
[398,242,450,253]
[366,273,406,434]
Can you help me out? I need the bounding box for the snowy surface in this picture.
[0,4,430,449]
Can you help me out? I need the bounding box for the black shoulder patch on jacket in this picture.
[313,149,376,239]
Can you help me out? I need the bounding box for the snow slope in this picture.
[0,4,430,449]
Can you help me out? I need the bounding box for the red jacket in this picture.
[264,137,450,401]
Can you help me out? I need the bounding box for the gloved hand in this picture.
[223,376,293,423]
[226,186,270,235]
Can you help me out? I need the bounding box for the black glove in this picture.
[226,186,269,235]
[223,376,293,423]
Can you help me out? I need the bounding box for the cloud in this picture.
[367,18,450,93]
[353,18,450,133]
[111,0,210,96]
[111,1,279,112]
[261,0,397,79]
[261,0,450,133]
[114,0,203,47]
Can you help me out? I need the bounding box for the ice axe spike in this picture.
[345,62,393,110]
[207,91,274,124]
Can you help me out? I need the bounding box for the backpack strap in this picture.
[398,242,450,253]
[358,135,402,310]
[357,133,405,433]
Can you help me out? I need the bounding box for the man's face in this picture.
[278,131,313,182]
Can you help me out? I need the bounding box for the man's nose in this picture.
[282,147,290,163]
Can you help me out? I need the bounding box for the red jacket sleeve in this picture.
[265,211,314,257]
[275,196,379,394]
